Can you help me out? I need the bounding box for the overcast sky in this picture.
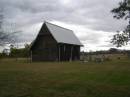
[0,0,130,51]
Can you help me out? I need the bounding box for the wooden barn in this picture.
[30,22,83,61]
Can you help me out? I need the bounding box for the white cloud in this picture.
[44,21,115,51]
[0,0,130,51]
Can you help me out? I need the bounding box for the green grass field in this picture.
[0,59,130,97]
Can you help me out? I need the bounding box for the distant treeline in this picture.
[0,47,130,59]
[81,48,130,55]
[0,44,30,59]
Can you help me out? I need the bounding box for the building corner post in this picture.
[30,50,32,62]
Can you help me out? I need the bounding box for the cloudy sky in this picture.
[0,0,130,51]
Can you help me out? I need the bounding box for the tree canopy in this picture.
[111,0,130,47]
[0,8,20,46]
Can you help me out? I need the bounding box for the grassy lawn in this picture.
[0,59,130,97]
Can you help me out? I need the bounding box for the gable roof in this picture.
[30,22,83,50]
[45,22,83,46]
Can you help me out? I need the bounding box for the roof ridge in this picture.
[44,21,83,46]
[45,21,73,32]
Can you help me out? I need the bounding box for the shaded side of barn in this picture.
[30,22,83,61]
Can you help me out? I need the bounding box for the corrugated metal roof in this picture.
[45,22,83,46]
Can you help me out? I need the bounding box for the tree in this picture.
[109,48,118,53]
[111,0,130,47]
[10,44,30,58]
[0,8,20,46]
